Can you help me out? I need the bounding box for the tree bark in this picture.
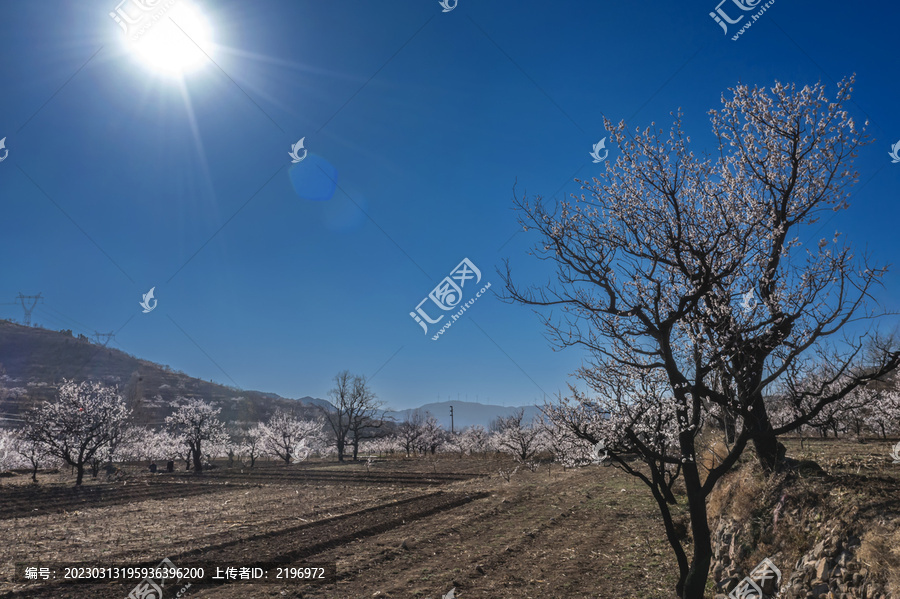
[682,464,712,599]
[752,434,786,474]
[748,392,786,473]
[724,411,736,445]
[192,441,203,473]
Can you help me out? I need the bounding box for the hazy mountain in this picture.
[384,400,542,431]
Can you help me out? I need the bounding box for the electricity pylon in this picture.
[16,293,43,326]
[92,331,115,347]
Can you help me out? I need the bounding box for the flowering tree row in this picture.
[1,381,327,485]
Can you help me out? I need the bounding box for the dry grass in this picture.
[859,524,900,596]
[707,461,767,524]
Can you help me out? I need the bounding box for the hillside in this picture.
[0,320,541,431]
[0,320,326,426]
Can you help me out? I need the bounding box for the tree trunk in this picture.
[192,442,203,473]
[336,439,345,462]
[75,463,85,486]
[682,464,712,599]
[723,410,736,445]
[747,393,786,473]
[752,434,786,474]
[352,440,359,461]
[651,484,689,597]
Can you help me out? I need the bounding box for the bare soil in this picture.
[2,441,895,599]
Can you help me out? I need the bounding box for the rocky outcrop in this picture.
[706,462,898,599]
[711,517,891,599]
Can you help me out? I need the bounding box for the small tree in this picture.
[495,409,542,461]
[458,425,493,456]
[165,398,228,473]
[347,377,386,461]
[14,432,49,483]
[0,428,19,479]
[540,416,594,470]
[261,409,323,464]
[398,410,426,457]
[238,424,265,467]
[322,371,382,462]
[23,380,131,485]
[137,428,182,464]
[415,413,446,455]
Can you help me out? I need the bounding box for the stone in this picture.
[712,564,724,581]
[814,540,826,559]
[815,558,833,581]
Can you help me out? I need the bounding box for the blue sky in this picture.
[1,0,898,411]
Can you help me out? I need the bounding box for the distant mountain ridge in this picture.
[0,320,539,430]
[384,400,542,431]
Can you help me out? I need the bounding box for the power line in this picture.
[38,305,94,335]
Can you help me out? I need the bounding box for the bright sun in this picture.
[128,3,213,76]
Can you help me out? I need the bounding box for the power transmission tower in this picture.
[16,293,43,326]
[92,331,115,347]
[450,405,454,435]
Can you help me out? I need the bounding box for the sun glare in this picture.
[127,3,213,76]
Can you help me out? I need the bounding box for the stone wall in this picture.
[710,516,892,599]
